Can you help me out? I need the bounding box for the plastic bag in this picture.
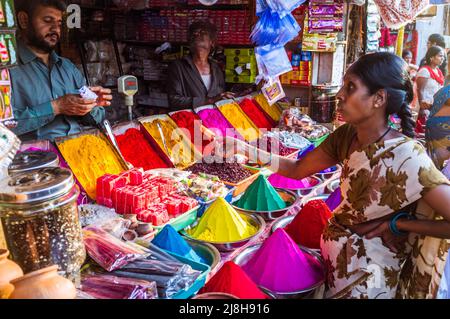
[83,226,148,272]
[261,78,286,105]
[81,273,158,299]
[251,10,301,47]
[113,257,202,299]
[255,44,292,79]
[266,0,306,16]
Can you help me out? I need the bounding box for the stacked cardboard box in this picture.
[280,51,312,86]
[224,48,257,84]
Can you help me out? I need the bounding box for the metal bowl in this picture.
[326,179,340,194]
[181,213,266,252]
[315,166,341,181]
[231,189,298,221]
[185,238,221,272]
[233,244,325,299]
[296,176,324,197]
[192,292,239,299]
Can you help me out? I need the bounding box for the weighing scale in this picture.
[117,75,138,121]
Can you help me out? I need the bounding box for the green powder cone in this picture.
[236,175,287,211]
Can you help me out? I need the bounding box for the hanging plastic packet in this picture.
[265,0,307,17]
[256,0,268,16]
[251,10,301,46]
[261,77,286,106]
[255,44,292,79]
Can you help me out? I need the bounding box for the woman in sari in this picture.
[426,86,450,298]
[219,52,450,298]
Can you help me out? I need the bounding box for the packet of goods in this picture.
[266,131,312,151]
[79,86,98,100]
[80,273,158,299]
[180,173,229,202]
[83,226,149,272]
[113,245,202,299]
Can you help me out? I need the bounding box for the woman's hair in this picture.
[347,52,415,138]
[429,33,446,49]
[402,49,412,59]
[424,45,445,65]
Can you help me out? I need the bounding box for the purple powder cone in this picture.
[268,174,320,190]
[197,108,242,139]
[325,187,342,211]
[241,228,324,293]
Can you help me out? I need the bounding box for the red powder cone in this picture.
[200,261,269,299]
[285,199,332,249]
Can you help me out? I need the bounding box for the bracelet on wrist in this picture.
[389,212,416,236]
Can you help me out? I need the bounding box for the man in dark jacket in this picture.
[167,21,234,110]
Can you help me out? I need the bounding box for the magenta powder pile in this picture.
[268,174,320,190]
[196,108,242,139]
[241,228,324,293]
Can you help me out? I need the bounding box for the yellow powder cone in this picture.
[188,197,257,242]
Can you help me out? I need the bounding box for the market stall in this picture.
[1,0,448,301]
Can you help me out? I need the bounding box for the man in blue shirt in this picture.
[10,0,112,141]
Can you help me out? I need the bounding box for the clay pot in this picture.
[10,265,76,299]
[0,249,23,299]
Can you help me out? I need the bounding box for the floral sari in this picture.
[320,136,450,299]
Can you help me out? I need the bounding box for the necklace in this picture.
[356,127,392,149]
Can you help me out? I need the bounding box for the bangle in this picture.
[389,212,416,236]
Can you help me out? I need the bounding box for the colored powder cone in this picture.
[285,199,332,249]
[242,228,324,293]
[200,261,268,299]
[235,175,286,211]
[325,187,342,211]
[197,108,242,139]
[187,198,256,242]
[152,225,205,264]
[268,173,319,190]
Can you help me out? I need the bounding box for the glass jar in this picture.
[8,150,59,175]
[0,167,85,282]
[311,86,339,124]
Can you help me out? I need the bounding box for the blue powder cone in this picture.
[152,225,206,264]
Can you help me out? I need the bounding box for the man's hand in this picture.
[207,92,236,104]
[89,86,113,107]
[51,94,97,116]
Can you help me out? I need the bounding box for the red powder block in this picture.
[285,199,332,249]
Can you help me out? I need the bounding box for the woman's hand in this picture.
[364,221,407,254]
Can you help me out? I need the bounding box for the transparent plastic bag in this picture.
[255,44,292,79]
[83,226,148,272]
[114,259,201,299]
[251,10,301,46]
[81,273,158,299]
[266,0,306,17]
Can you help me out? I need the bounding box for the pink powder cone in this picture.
[268,174,320,190]
[242,228,324,293]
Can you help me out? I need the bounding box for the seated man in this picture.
[166,20,234,111]
[10,0,112,141]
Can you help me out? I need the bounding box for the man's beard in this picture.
[26,29,59,53]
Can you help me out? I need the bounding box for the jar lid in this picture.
[0,167,75,204]
[8,151,59,174]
